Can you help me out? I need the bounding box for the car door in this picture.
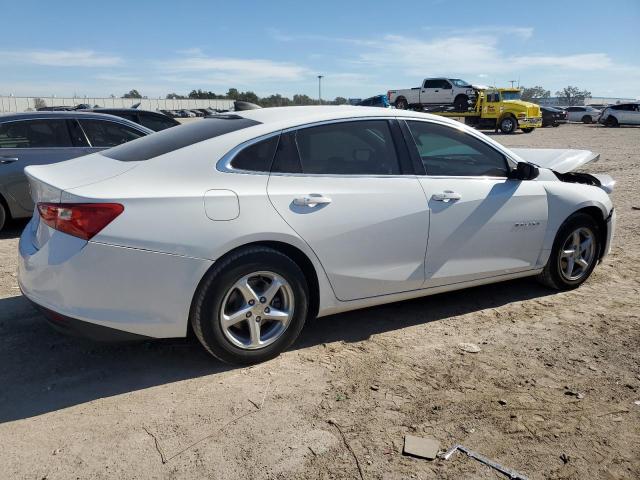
[436,79,454,104]
[421,79,442,104]
[629,104,640,125]
[266,119,430,301]
[402,119,548,287]
[0,118,91,213]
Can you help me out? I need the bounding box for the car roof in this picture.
[0,111,154,133]
[232,105,463,131]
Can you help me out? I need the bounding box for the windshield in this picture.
[501,91,522,101]
[449,79,471,87]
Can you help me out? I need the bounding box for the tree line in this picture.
[123,88,348,107]
[520,85,592,105]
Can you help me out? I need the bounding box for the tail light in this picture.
[37,203,124,240]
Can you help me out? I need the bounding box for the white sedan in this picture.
[18,107,616,364]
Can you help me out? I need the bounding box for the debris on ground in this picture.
[402,435,440,460]
[441,443,529,480]
[458,342,481,353]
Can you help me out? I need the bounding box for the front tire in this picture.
[190,247,309,364]
[521,127,534,133]
[454,95,469,112]
[606,116,619,127]
[537,213,600,290]
[499,116,517,134]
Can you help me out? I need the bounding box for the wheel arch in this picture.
[572,206,608,260]
[190,240,323,323]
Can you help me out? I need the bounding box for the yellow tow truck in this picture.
[420,87,542,134]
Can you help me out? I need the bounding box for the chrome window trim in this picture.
[400,117,519,173]
[216,115,520,179]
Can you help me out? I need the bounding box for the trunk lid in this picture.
[25,153,137,203]
[509,148,599,173]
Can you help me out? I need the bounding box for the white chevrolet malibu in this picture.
[18,107,616,364]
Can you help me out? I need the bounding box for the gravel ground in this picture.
[0,123,638,480]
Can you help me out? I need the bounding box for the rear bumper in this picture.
[18,216,213,339]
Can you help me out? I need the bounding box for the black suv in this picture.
[82,108,180,131]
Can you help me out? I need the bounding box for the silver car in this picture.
[598,103,640,127]
[0,112,152,231]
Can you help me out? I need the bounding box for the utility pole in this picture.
[509,80,516,88]
[317,75,323,104]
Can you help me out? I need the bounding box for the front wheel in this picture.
[537,213,600,290]
[454,95,469,112]
[191,247,309,364]
[499,116,517,134]
[521,127,534,133]
[606,116,619,127]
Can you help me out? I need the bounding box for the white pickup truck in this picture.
[387,78,476,111]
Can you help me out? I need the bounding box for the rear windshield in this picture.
[101,115,260,161]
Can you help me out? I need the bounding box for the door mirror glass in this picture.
[513,162,539,180]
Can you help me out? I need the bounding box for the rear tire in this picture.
[395,98,408,110]
[582,115,592,124]
[537,212,600,290]
[190,246,309,364]
[454,95,469,112]
[499,116,517,134]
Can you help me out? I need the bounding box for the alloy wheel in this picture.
[558,227,596,281]
[219,271,294,350]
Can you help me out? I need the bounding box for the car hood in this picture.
[509,148,599,173]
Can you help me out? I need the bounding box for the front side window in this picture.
[294,120,400,175]
[0,119,72,148]
[79,119,145,147]
[406,121,509,177]
[501,91,522,101]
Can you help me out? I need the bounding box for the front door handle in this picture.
[293,194,332,207]
[432,190,461,202]
[0,157,18,164]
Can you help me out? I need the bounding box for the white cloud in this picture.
[159,55,312,83]
[0,49,122,67]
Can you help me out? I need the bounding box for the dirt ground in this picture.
[0,123,638,480]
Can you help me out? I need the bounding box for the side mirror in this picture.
[512,162,539,180]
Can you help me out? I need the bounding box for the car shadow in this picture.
[0,278,553,423]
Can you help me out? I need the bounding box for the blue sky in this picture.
[1,0,639,100]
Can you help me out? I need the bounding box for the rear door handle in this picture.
[0,157,18,164]
[432,190,461,202]
[293,194,332,206]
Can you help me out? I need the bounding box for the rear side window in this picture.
[79,119,145,147]
[0,119,72,148]
[230,135,279,171]
[406,121,508,177]
[102,115,260,161]
[138,113,179,131]
[294,120,400,175]
[424,79,439,88]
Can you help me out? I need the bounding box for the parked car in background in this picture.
[18,106,615,364]
[388,78,476,111]
[357,95,391,108]
[565,106,601,124]
[598,103,640,127]
[189,110,205,117]
[541,106,567,127]
[179,110,197,118]
[83,108,180,131]
[0,112,152,231]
